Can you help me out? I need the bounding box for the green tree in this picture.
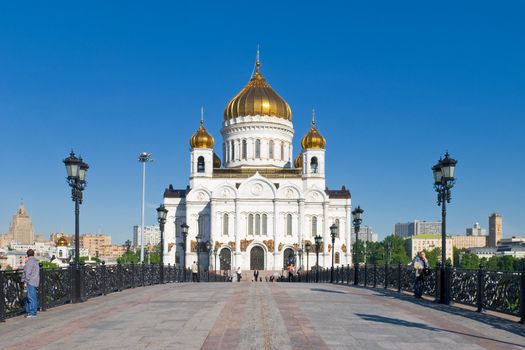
[40,261,59,269]
[423,247,441,267]
[497,256,515,271]
[486,256,498,271]
[117,250,140,264]
[383,235,410,265]
[459,252,480,269]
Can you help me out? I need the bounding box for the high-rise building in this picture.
[350,225,379,243]
[394,220,441,238]
[9,202,35,244]
[133,225,161,247]
[488,213,503,247]
[466,222,486,236]
[80,234,112,257]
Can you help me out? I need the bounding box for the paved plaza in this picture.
[1,282,524,349]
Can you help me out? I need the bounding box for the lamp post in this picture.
[180,223,189,281]
[432,151,457,304]
[330,224,338,283]
[314,234,322,283]
[298,248,303,270]
[138,152,152,263]
[156,204,168,284]
[205,240,212,281]
[352,205,364,285]
[213,248,218,281]
[63,151,89,303]
[305,242,310,282]
[196,233,202,280]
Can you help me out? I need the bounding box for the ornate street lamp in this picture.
[330,224,338,283]
[180,223,189,281]
[352,205,364,285]
[213,248,218,281]
[432,151,457,304]
[314,234,323,283]
[196,232,202,278]
[156,204,168,284]
[205,240,212,281]
[63,151,89,303]
[305,242,311,282]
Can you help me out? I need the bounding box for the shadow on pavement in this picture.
[356,313,525,348]
[310,288,347,294]
[365,287,525,339]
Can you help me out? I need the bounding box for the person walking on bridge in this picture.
[22,249,39,318]
[191,261,199,282]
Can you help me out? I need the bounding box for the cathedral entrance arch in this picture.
[219,248,231,271]
[250,246,265,270]
[283,248,295,269]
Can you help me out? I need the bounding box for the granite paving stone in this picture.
[0,282,523,349]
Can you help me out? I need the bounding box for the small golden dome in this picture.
[294,153,303,168]
[213,153,221,168]
[301,119,326,149]
[56,237,68,247]
[224,59,292,121]
[190,120,215,149]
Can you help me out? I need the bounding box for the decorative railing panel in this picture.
[450,268,478,307]
[84,266,103,298]
[483,271,521,316]
[3,271,24,318]
[43,268,72,308]
[400,267,414,292]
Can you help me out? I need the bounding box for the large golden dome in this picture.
[294,153,303,168]
[190,120,215,149]
[56,236,68,247]
[301,120,326,149]
[224,60,292,121]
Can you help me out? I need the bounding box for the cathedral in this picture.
[163,57,352,271]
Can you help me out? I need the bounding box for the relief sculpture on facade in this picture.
[341,244,347,253]
[278,242,284,252]
[263,239,274,251]
[228,241,236,251]
[168,243,175,252]
[328,244,332,253]
[240,239,253,252]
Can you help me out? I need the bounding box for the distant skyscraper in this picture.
[9,202,35,244]
[133,225,161,247]
[350,225,379,243]
[394,220,441,238]
[488,213,503,247]
[466,222,487,236]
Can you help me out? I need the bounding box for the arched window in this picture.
[223,214,229,236]
[335,219,340,238]
[312,216,318,236]
[58,250,63,258]
[310,157,318,173]
[269,140,274,159]
[242,139,247,160]
[286,214,292,236]
[197,156,205,173]
[335,252,340,264]
[255,214,261,235]
[255,139,261,158]
[262,214,267,235]
[280,143,284,160]
[231,141,235,161]
[198,215,205,237]
[248,214,254,235]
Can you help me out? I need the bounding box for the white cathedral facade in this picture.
[163,58,352,272]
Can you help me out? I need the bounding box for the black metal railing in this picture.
[1,262,233,322]
[284,264,524,323]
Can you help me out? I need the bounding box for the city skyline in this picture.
[1,2,524,244]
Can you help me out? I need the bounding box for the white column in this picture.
[273,199,278,269]
[234,199,241,267]
[298,200,304,244]
[346,204,352,265]
[210,199,216,244]
[323,203,328,267]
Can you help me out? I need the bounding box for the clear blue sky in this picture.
[1,1,524,244]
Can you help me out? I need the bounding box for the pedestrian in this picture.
[412,251,429,298]
[236,267,242,282]
[22,249,39,318]
[191,261,199,282]
[253,269,259,282]
[287,264,295,282]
